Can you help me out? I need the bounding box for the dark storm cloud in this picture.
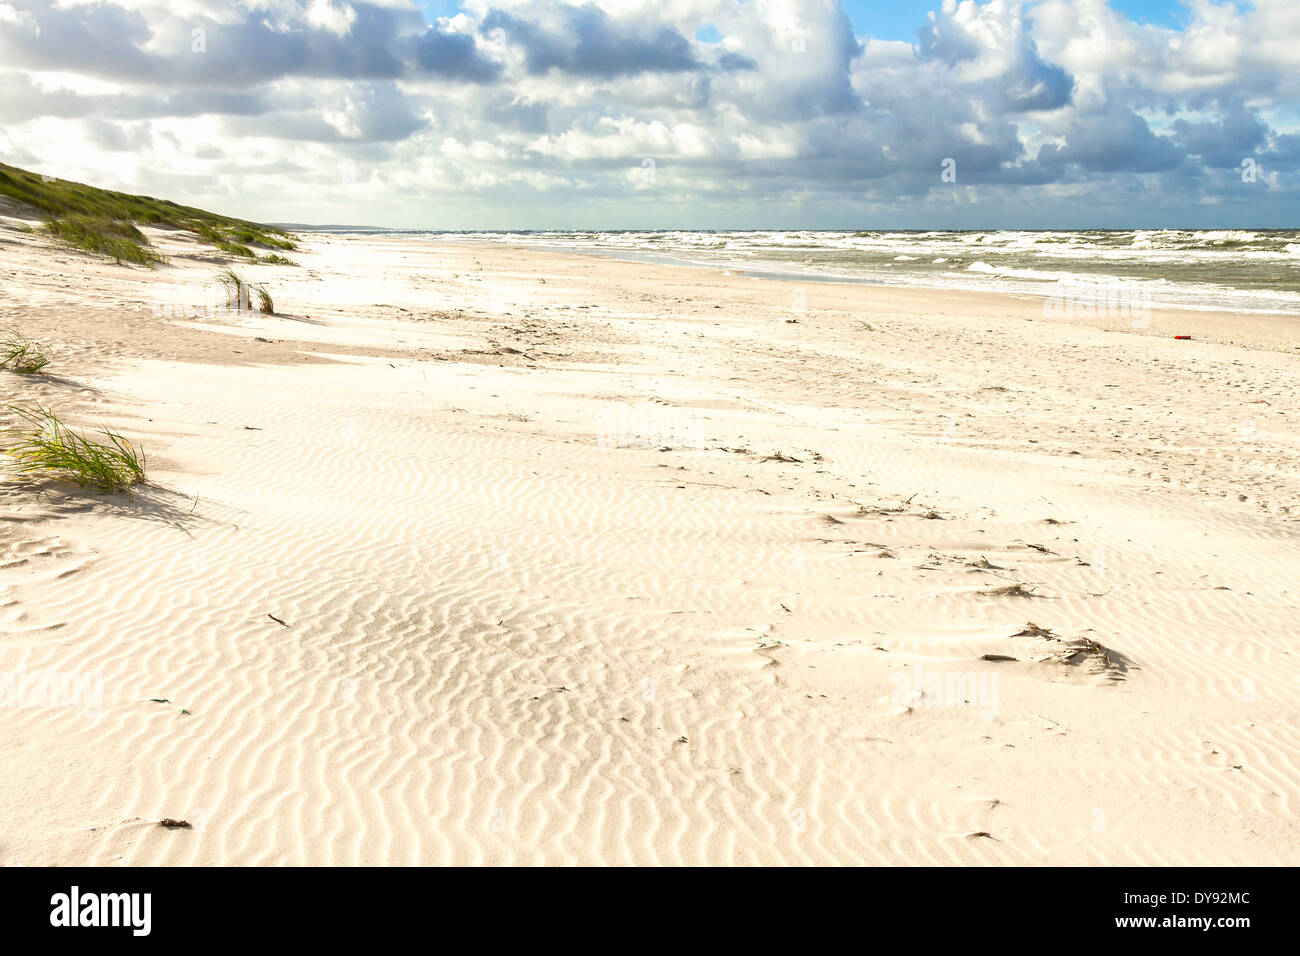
[1037,108,1184,173]
[1263,133,1300,170]
[1173,101,1269,169]
[717,53,758,72]
[481,4,716,78]
[408,25,503,83]
[221,83,428,144]
[0,0,501,86]
[1001,55,1073,112]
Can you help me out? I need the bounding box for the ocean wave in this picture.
[966,261,1076,282]
[404,229,1300,315]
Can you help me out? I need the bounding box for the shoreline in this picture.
[429,237,1300,352]
[313,234,1300,351]
[316,231,1300,322]
[1,224,1297,864]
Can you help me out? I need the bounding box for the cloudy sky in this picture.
[1,0,1297,228]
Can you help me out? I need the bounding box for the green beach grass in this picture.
[1,330,53,374]
[217,268,275,314]
[4,403,147,495]
[1,162,297,267]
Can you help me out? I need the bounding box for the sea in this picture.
[388,229,1300,317]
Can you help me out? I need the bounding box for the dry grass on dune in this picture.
[1,330,52,374]
[217,268,275,314]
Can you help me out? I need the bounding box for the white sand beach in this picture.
[2,222,1298,865]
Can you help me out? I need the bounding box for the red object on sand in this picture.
[1174,335,1192,340]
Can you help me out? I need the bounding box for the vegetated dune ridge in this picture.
[1,218,1297,865]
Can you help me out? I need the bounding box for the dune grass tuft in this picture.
[255,284,274,314]
[197,224,256,259]
[215,269,275,314]
[218,240,257,260]
[216,267,254,311]
[216,267,246,305]
[1,330,52,373]
[42,214,168,266]
[4,403,147,495]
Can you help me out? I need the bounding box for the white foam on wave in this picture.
[408,229,1300,315]
[966,261,1074,282]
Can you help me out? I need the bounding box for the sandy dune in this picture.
[1,223,1298,865]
